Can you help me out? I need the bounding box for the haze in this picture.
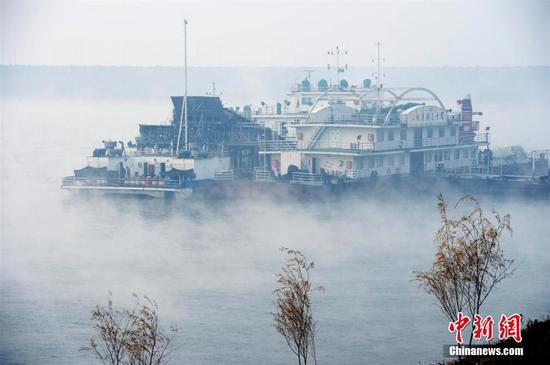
[1,0,549,67]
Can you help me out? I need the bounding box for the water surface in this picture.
[1,99,549,365]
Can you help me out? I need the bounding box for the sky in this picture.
[1,0,549,67]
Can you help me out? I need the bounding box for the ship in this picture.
[61,46,550,200]
[61,83,550,200]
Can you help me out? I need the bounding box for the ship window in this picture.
[450,126,456,136]
[368,158,375,168]
[426,153,432,162]
[388,131,395,141]
[400,129,407,140]
[435,152,442,162]
[388,156,395,166]
[444,151,450,160]
[427,128,433,138]
[438,127,445,137]
[376,157,384,167]
[463,150,469,159]
[454,150,460,160]
[377,132,384,142]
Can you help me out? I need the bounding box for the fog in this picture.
[1,98,549,364]
[2,66,549,150]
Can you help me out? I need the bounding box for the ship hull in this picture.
[190,175,550,202]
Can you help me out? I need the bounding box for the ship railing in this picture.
[474,132,491,143]
[62,176,181,188]
[368,140,416,150]
[345,169,365,180]
[287,84,370,93]
[258,140,298,152]
[131,150,174,157]
[131,150,232,158]
[305,114,397,125]
[298,140,376,151]
[214,169,234,181]
[291,172,323,186]
[435,165,504,177]
[419,137,459,147]
[254,167,274,182]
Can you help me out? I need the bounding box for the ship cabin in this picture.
[255,81,488,182]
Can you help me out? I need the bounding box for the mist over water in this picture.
[1,98,549,365]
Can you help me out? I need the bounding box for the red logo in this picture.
[448,312,470,344]
[473,314,494,341]
[498,313,522,343]
[449,313,521,344]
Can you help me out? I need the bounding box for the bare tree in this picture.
[81,294,177,365]
[415,194,515,345]
[273,247,324,365]
[80,292,138,365]
[126,296,178,365]
[415,195,468,324]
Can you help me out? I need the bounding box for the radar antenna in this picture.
[371,41,386,89]
[206,81,222,97]
[327,46,349,85]
[371,41,386,111]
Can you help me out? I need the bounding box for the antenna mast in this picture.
[327,46,348,85]
[176,19,189,154]
[371,41,386,112]
[376,41,382,88]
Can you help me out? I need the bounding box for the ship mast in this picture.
[376,41,382,89]
[176,19,189,155]
[327,46,348,86]
[372,41,385,113]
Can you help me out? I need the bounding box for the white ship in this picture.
[251,47,489,185]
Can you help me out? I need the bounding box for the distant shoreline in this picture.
[1,65,548,107]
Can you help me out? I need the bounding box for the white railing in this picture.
[308,113,397,125]
[214,169,234,181]
[254,168,273,182]
[420,137,458,147]
[62,177,180,189]
[291,172,323,186]
[298,140,376,151]
[371,139,414,150]
[346,169,364,180]
[131,150,173,157]
[258,140,298,151]
[474,132,491,143]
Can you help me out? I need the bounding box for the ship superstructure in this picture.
[252,77,489,183]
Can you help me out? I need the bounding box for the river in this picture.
[0,98,549,364]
